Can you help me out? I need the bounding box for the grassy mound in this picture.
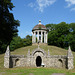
[0,45,75,75]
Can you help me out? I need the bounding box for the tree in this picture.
[46,22,75,51]
[23,38,32,47]
[24,35,32,46]
[46,24,56,31]
[68,23,75,51]
[10,36,23,51]
[47,22,70,48]
[10,35,32,51]
[0,0,20,53]
[26,35,32,40]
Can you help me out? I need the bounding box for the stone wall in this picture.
[4,46,74,69]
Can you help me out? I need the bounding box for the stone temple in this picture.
[4,21,74,69]
[32,20,48,44]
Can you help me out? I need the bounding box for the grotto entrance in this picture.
[36,56,42,67]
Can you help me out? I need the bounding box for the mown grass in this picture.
[0,45,75,75]
[0,67,75,75]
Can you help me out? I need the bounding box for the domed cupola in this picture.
[32,20,48,44]
[32,20,47,31]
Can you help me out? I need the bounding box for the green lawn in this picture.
[0,45,75,75]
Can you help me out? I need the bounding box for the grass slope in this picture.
[0,45,75,75]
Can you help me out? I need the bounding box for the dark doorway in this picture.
[36,56,42,67]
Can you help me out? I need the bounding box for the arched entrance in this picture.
[36,56,42,67]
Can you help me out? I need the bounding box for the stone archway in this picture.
[36,56,42,67]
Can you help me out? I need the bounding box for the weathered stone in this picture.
[67,46,73,57]
[5,45,10,57]
[48,49,50,56]
[27,49,30,57]
[4,46,74,69]
[67,46,74,69]
[4,45,10,68]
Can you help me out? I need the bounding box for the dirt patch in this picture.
[29,73,34,75]
[11,73,22,75]
[0,72,5,75]
[52,73,65,75]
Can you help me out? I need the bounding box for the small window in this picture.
[15,59,20,66]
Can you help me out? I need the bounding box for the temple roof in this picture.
[32,20,47,31]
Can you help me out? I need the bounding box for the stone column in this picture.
[41,31,43,43]
[44,31,46,43]
[47,32,48,43]
[34,31,36,43]
[37,31,39,42]
[46,32,48,43]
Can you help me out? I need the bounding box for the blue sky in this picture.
[11,0,75,38]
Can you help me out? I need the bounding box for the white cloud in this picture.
[65,0,75,7]
[37,0,56,12]
[28,0,56,12]
[65,0,75,11]
[28,3,35,8]
[71,7,75,11]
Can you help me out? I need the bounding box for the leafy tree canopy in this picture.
[46,22,75,51]
[0,0,20,53]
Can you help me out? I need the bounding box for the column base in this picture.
[32,43,47,45]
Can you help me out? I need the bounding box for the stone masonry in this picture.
[4,45,74,69]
